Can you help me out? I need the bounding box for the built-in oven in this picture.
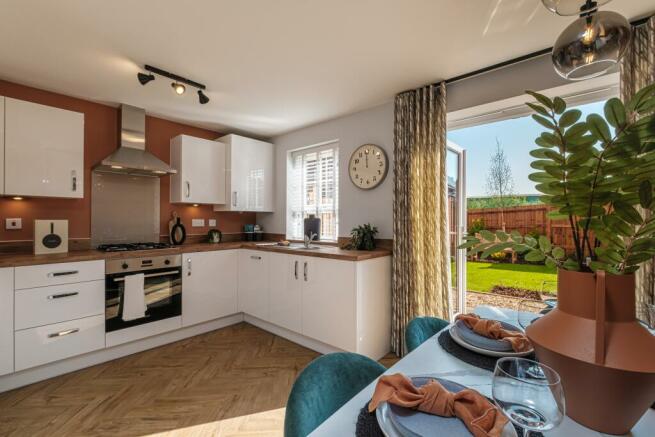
[105,254,182,333]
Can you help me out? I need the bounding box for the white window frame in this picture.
[286,140,339,241]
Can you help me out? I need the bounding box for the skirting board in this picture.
[244,314,343,356]
[0,313,244,393]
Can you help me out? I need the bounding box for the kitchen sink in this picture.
[255,242,322,250]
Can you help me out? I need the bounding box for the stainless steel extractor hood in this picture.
[93,104,176,176]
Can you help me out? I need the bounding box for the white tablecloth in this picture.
[310,305,655,436]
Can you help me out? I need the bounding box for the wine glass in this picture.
[517,299,554,331]
[492,357,565,437]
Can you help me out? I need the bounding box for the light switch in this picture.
[6,218,22,230]
[208,219,217,227]
[191,218,205,227]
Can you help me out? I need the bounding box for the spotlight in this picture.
[137,72,155,85]
[172,82,186,95]
[198,90,210,104]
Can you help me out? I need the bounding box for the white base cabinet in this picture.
[0,268,13,376]
[240,251,391,360]
[269,253,302,333]
[182,250,238,327]
[238,250,270,320]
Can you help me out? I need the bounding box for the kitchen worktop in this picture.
[0,241,392,267]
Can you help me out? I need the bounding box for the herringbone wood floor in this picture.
[0,323,398,437]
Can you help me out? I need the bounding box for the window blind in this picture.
[287,142,339,241]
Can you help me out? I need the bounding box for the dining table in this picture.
[309,305,655,437]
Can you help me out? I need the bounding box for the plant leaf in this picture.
[527,102,550,117]
[552,247,565,260]
[526,90,554,110]
[587,114,611,143]
[480,230,496,242]
[604,97,627,128]
[559,109,582,128]
[525,250,545,262]
[553,97,566,114]
[533,114,556,130]
[538,236,552,253]
[639,180,653,208]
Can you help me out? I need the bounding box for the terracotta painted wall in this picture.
[0,79,255,244]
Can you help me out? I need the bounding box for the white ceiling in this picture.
[0,0,652,137]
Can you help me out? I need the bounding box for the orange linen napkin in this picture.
[455,313,532,353]
[368,373,508,437]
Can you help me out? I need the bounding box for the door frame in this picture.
[447,142,467,317]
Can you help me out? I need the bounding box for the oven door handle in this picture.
[112,270,180,282]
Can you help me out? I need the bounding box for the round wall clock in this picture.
[348,144,388,190]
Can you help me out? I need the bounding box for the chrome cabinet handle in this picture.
[187,258,192,276]
[48,328,79,338]
[303,262,308,282]
[232,191,238,207]
[294,260,298,280]
[250,255,262,260]
[48,270,78,278]
[47,291,79,300]
[185,181,191,198]
[71,170,77,192]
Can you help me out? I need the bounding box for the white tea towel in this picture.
[122,273,146,321]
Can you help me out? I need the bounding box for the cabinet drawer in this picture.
[15,260,104,289]
[15,280,104,330]
[15,314,105,371]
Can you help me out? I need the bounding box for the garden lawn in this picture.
[465,261,557,293]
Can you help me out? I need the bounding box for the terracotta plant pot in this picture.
[526,269,655,435]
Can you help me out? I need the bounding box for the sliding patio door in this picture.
[447,143,467,316]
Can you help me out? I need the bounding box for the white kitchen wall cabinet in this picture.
[170,135,226,205]
[0,268,14,376]
[182,250,238,327]
[268,253,302,332]
[4,97,84,198]
[0,97,5,195]
[213,134,274,212]
[237,250,270,320]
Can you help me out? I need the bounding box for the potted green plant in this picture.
[460,84,655,434]
[344,223,378,250]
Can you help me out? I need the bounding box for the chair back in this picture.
[405,316,449,353]
[284,352,386,437]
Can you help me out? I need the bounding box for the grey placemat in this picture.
[438,330,536,372]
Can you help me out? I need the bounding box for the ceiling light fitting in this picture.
[544,0,631,81]
[137,64,209,104]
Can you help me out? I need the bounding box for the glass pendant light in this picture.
[542,0,612,16]
[552,10,631,80]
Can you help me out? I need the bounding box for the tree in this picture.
[485,139,515,230]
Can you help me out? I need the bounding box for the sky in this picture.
[447,100,606,198]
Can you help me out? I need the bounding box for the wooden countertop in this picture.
[0,242,391,268]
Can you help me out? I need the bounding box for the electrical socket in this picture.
[191,218,205,227]
[6,218,22,230]
[208,219,217,227]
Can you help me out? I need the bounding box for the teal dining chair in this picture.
[284,352,386,437]
[405,316,449,353]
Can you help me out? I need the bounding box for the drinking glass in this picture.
[492,357,565,437]
[517,299,554,331]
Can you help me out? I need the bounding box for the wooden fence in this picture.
[467,204,577,254]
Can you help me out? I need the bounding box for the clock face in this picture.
[349,144,388,190]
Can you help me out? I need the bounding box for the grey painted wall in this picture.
[257,54,605,241]
[257,101,394,239]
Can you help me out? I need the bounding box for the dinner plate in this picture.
[375,376,517,437]
[449,325,534,357]
[453,319,518,352]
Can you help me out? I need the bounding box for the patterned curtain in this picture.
[620,16,655,321]
[391,83,450,356]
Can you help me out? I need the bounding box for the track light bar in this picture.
[137,64,210,104]
[143,64,206,90]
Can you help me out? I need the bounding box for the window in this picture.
[287,142,339,241]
